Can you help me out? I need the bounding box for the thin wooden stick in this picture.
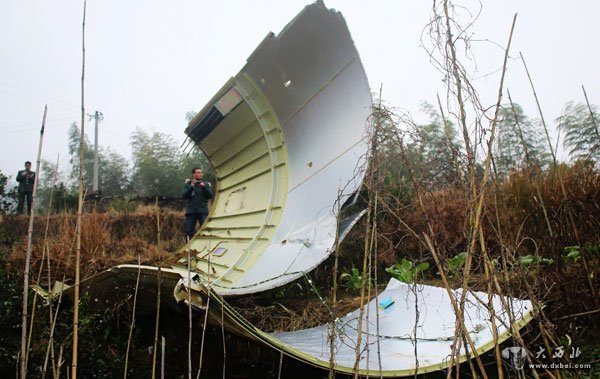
[71,2,87,377]
[196,253,212,379]
[123,255,142,379]
[327,187,343,379]
[161,336,165,379]
[220,296,226,379]
[581,84,600,142]
[20,104,47,379]
[56,345,64,379]
[42,281,65,379]
[26,243,48,366]
[522,52,597,304]
[187,248,192,379]
[151,268,162,379]
[277,351,284,379]
[155,196,161,250]
[353,110,378,378]
[27,154,60,368]
[520,52,557,165]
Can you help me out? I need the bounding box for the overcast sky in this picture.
[1,1,599,181]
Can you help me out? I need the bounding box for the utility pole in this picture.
[88,110,103,194]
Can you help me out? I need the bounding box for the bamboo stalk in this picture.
[479,227,503,379]
[187,248,192,379]
[327,187,343,378]
[520,52,557,165]
[42,281,65,379]
[27,154,60,368]
[353,99,380,378]
[56,345,64,379]
[155,195,161,250]
[25,242,48,367]
[20,104,47,379]
[277,350,284,379]
[123,255,142,378]
[220,295,226,379]
[582,85,600,138]
[71,2,87,377]
[151,268,162,379]
[196,251,212,379]
[161,336,165,379]
[522,53,597,304]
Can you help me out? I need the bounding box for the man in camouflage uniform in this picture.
[16,161,35,214]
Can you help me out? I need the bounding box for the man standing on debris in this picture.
[16,161,35,215]
[182,167,213,241]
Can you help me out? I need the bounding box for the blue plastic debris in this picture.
[379,297,395,309]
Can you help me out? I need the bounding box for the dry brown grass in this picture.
[4,206,185,284]
[231,295,372,333]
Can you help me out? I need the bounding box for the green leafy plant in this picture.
[564,244,599,264]
[340,267,366,290]
[446,252,467,277]
[272,282,304,299]
[564,246,581,262]
[386,258,430,283]
[518,255,554,269]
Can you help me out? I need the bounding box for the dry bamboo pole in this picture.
[71,2,87,377]
[196,252,212,379]
[42,282,65,379]
[56,345,64,379]
[26,154,60,368]
[186,246,192,379]
[352,100,380,378]
[519,52,556,165]
[372,202,383,379]
[327,188,343,379]
[478,227,503,379]
[353,191,371,377]
[485,152,543,377]
[437,93,465,188]
[161,336,165,379]
[25,243,48,366]
[123,255,142,378]
[19,104,47,379]
[151,268,162,379]
[155,196,161,250]
[506,90,531,164]
[277,351,284,379]
[439,2,484,372]
[220,296,226,379]
[522,53,597,303]
[578,84,600,302]
[507,89,554,236]
[582,85,600,141]
[368,86,385,378]
[445,12,517,378]
[46,156,60,378]
[504,89,558,376]
[43,209,82,379]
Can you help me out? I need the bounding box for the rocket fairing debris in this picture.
[181,0,371,296]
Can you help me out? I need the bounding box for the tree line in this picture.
[0,100,598,214]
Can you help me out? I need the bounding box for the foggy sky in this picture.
[1,1,599,182]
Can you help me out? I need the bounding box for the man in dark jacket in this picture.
[182,167,214,240]
[16,161,35,214]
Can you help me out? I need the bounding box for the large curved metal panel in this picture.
[177,277,533,377]
[183,1,371,295]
